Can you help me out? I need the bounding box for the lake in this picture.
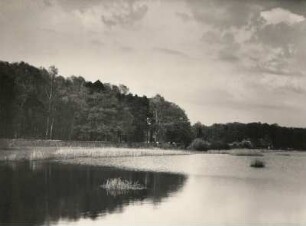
[1,150,306,226]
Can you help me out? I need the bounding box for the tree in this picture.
[149,95,193,146]
[45,66,58,139]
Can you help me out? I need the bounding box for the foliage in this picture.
[192,122,306,150]
[209,141,230,150]
[1,60,306,150]
[229,139,254,149]
[149,95,193,146]
[0,61,193,145]
[188,138,209,151]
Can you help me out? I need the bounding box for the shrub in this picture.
[209,141,230,150]
[229,139,254,149]
[188,138,210,151]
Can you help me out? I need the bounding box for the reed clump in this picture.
[101,178,145,191]
[250,159,266,168]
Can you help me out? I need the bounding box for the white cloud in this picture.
[260,8,305,26]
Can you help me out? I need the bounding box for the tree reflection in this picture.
[0,161,186,226]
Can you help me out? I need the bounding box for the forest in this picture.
[0,61,192,146]
[192,122,306,150]
[1,60,306,150]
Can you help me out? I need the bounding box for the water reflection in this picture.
[0,161,186,226]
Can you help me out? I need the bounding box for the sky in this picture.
[0,0,306,127]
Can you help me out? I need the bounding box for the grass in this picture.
[229,149,264,156]
[207,149,265,156]
[101,178,145,191]
[53,147,189,159]
[250,159,266,168]
[275,153,291,156]
[0,147,190,161]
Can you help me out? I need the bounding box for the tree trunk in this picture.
[45,117,49,138]
[50,117,54,139]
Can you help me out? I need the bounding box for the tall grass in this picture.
[250,159,266,168]
[53,147,189,159]
[0,147,190,161]
[101,178,145,191]
[229,149,264,156]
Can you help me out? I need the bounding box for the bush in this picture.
[188,138,210,151]
[229,139,254,149]
[209,141,230,150]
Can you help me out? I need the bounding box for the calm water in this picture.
[1,151,306,226]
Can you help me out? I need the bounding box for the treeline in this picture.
[191,122,306,150]
[1,60,306,150]
[0,61,192,146]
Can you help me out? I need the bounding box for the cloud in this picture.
[247,21,306,77]
[120,46,133,52]
[261,7,305,26]
[186,0,261,29]
[154,47,189,58]
[101,3,148,28]
[52,0,107,11]
[101,16,117,27]
[200,29,242,63]
[175,12,192,22]
[44,0,149,29]
[43,0,53,7]
[227,101,294,111]
[218,51,239,62]
[190,0,306,83]
[253,23,297,49]
[90,39,104,46]
[186,0,306,28]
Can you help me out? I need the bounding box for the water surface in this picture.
[0,161,186,226]
[1,150,306,225]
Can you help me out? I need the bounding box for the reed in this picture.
[250,159,266,168]
[229,149,264,156]
[101,178,145,191]
[0,147,190,161]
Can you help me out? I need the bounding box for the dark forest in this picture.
[1,61,306,150]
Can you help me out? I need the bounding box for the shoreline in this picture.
[1,138,305,152]
[0,138,184,150]
[0,144,191,162]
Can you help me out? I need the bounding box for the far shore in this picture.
[1,138,304,152]
[0,138,184,150]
